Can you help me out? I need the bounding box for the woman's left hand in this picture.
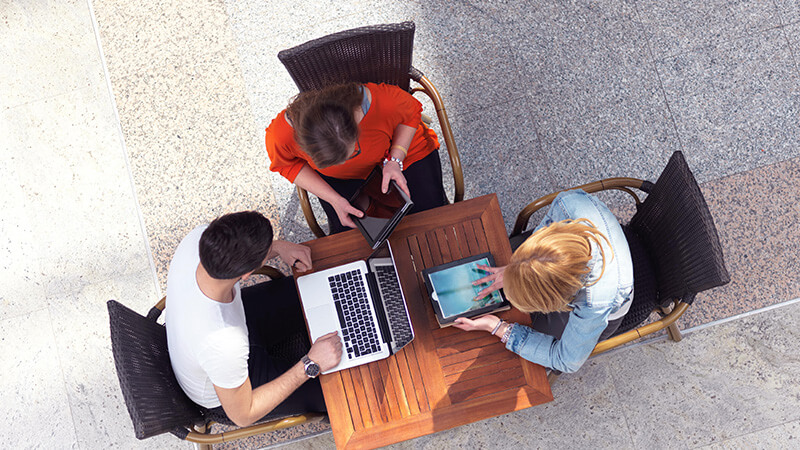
[381,160,410,197]
[453,314,501,333]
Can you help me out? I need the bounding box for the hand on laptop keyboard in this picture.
[308,331,343,372]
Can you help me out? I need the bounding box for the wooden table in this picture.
[297,194,553,449]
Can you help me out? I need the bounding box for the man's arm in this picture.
[213,331,343,427]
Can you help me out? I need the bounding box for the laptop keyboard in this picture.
[329,270,381,359]
[373,264,413,349]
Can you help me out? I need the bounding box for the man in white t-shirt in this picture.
[165,211,342,426]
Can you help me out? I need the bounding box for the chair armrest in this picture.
[184,413,326,444]
[409,68,464,203]
[512,177,648,236]
[252,265,285,279]
[589,301,690,357]
[297,185,326,238]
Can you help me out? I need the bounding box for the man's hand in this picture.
[307,331,343,372]
[332,196,363,229]
[473,264,506,300]
[381,160,410,197]
[271,240,312,272]
[453,314,501,333]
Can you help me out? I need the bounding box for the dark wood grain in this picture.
[296,195,553,449]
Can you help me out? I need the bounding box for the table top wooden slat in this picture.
[298,195,552,449]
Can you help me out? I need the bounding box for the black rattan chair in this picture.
[278,21,464,237]
[107,266,324,448]
[510,151,730,366]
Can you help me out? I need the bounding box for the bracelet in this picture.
[390,144,408,156]
[383,157,403,171]
[490,320,505,336]
[501,323,515,344]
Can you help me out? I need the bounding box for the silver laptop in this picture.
[296,245,414,374]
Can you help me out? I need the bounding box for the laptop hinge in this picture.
[365,272,392,350]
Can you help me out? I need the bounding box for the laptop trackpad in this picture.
[305,304,339,342]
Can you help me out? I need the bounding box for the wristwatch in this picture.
[301,355,321,378]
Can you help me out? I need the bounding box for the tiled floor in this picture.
[2,0,800,448]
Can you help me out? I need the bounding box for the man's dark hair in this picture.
[199,211,273,279]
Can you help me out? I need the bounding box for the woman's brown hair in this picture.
[504,219,612,313]
[286,83,364,168]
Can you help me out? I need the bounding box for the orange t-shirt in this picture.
[264,82,439,182]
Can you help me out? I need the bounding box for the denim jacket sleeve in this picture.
[504,303,612,373]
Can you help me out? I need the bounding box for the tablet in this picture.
[348,166,414,249]
[421,253,510,327]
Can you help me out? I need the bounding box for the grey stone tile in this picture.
[450,96,558,233]
[93,0,233,81]
[700,420,800,449]
[656,28,800,183]
[510,1,677,190]
[0,309,78,447]
[49,274,181,449]
[774,0,800,26]
[635,0,782,58]
[0,0,104,110]
[602,301,800,448]
[0,85,154,309]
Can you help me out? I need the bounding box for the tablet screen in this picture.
[427,257,505,318]
[349,167,413,248]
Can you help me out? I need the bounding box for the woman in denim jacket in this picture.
[453,189,633,373]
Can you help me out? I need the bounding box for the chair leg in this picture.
[659,306,684,342]
[547,370,562,385]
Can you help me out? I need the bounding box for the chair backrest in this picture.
[628,151,730,305]
[278,22,416,92]
[107,300,203,439]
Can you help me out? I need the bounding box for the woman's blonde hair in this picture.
[504,219,611,313]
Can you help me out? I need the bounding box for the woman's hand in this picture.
[473,264,506,300]
[332,196,363,229]
[270,240,313,272]
[452,314,501,333]
[381,160,410,197]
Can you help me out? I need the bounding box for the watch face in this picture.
[305,362,320,378]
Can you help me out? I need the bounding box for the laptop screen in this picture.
[349,166,413,249]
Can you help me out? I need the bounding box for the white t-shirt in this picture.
[165,225,249,408]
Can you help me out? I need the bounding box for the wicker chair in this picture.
[510,151,730,380]
[278,21,464,237]
[106,266,324,448]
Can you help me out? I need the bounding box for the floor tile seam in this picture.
[697,153,800,187]
[647,22,789,64]
[0,306,50,324]
[45,305,80,447]
[86,0,162,299]
[630,0,685,154]
[593,297,800,360]
[777,21,800,76]
[689,418,800,449]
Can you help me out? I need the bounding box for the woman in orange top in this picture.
[265,82,446,234]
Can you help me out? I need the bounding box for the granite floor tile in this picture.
[634,0,782,59]
[656,28,800,183]
[784,22,800,61]
[774,0,800,26]
[2,85,151,290]
[604,301,800,448]
[0,0,104,111]
[109,43,278,285]
[700,420,800,449]
[93,0,233,81]
[49,274,182,449]
[684,157,800,330]
[450,96,558,232]
[510,1,677,190]
[0,309,78,448]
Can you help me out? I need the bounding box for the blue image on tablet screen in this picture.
[428,257,504,318]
